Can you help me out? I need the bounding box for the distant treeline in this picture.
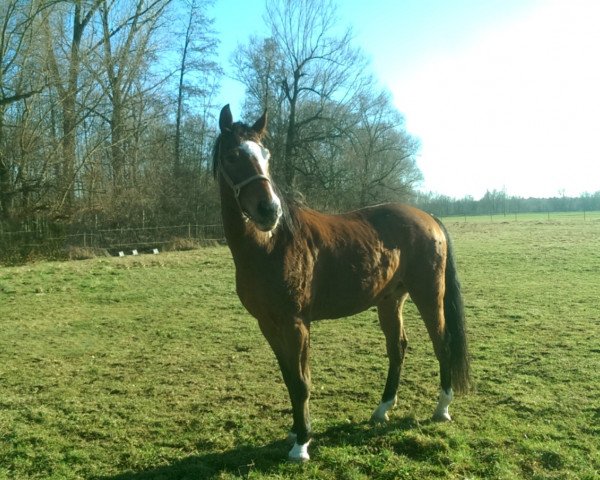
[414,190,600,217]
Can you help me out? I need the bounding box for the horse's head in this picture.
[215,104,282,232]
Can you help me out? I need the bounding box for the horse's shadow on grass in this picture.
[97,417,421,480]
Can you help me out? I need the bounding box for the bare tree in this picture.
[0,0,44,107]
[262,0,369,189]
[0,0,228,244]
[173,0,219,177]
[232,0,420,211]
[233,37,284,115]
[96,0,169,193]
[43,0,102,212]
[347,92,421,207]
[0,0,45,217]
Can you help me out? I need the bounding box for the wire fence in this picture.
[438,210,600,223]
[1,210,599,263]
[0,223,225,261]
[66,224,226,250]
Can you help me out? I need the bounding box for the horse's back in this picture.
[340,203,445,253]
[359,202,448,278]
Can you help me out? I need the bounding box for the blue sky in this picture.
[212,0,600,199]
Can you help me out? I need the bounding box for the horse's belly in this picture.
[308,261,399,320]
[234,245,402,322]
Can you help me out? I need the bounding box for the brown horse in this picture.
[213,105,470,461]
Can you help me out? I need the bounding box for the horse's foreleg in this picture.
[284,319,312,461]
[371,294,408,423]
[261,317,312,461]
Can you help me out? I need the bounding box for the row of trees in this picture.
[415,190,600,218]
[0,0,422,233]
[1,0,223,229]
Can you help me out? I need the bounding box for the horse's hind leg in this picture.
[410,286,454,422]
[371,293,409,423]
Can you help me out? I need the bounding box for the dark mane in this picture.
[211,132,222,180]
[274,184,300,236]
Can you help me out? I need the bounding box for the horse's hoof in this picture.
[432,412,452,422]
[432,389,453,422]
[370,411,389,424]
[288,453,310,462]
[370,396,396,423]
[288,441,310,462]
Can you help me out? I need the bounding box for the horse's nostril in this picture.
[258,200,278,218]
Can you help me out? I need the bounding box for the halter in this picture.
[219,165,271,200]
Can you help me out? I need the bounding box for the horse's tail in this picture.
[434,217,471,394]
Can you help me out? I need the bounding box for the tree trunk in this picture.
[110,99,125,192]
[283,69,301,189]
[61,2,85,210]
[0,106,10,218]
[174,17,192,177]
[44,2,99,213]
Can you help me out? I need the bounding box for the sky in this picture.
[211,0,600,199]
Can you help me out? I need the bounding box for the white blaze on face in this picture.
[240,140,271,175]
[239,140,282,217]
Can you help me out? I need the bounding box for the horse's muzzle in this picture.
[253,199,283,232]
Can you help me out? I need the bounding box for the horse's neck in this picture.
[219,186,245,240]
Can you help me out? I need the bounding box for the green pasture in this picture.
[1,218,599,479]
[439,210,600,223]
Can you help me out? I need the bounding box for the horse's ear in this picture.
[219,104,233,132]
[252,110,268,137]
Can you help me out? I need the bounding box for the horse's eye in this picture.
[226,150,240,163]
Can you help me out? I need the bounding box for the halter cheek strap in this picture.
[219,166,271,200]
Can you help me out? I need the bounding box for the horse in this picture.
[212,104,470,462]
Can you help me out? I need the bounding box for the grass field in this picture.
[1,217,599,479]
